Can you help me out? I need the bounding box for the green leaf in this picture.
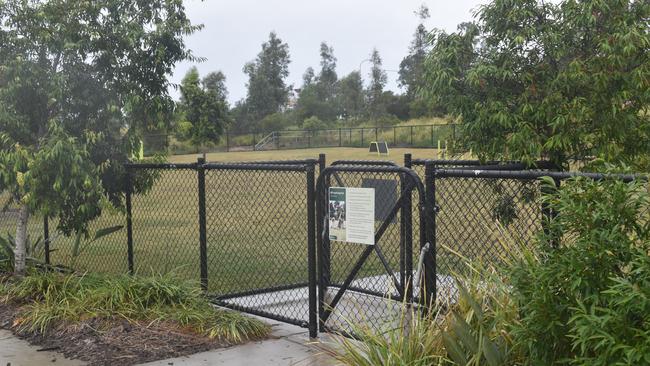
[442,332,468,366]
[482,335,504,366]
[91,225,124,242]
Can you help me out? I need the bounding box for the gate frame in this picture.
[315,164,432,333]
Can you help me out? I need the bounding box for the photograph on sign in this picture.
[329,187,375,245]
[328,187,347,242]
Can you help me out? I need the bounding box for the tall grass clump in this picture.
[324,238,527,365]
[0,272,269,343]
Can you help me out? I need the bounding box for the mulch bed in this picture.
[0,302,232,366]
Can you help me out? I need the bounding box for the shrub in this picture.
[510,176,650,365]
[302,116,328,130]
[0,272,269,342]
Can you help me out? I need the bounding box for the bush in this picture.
[175,120,194,141]
[0,272,269,342]
[302,116,328,130]
[510,176,650,365]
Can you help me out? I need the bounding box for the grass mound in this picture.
[0,271,269,343]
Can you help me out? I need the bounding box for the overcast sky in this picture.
[171,0,487,103]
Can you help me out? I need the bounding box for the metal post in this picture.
[339,128,342,147]
[226,131,230,152]
[349,128,352,146]
[43,216,50,265]
[125,168,134,274]
[316,154,329,332]
[375,127,378,142]
[431,125,434,147]
[401,154,413,300]
[422,162,437,307]
[361,129,364,147]
[308,131,311,148]
[306,165,317,338]
[541,178,561,248]
[393,127,397,146]
[410,126,414,146]
[197,157,208,291]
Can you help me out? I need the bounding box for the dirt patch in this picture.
[0,302,233,366]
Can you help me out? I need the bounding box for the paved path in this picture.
[140,318,335,366]
[0,320,335,366]
[0,329,84,366]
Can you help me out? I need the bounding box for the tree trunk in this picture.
[14,204,29,274]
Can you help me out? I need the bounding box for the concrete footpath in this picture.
[0,329,85,366]
[0,319,335,366]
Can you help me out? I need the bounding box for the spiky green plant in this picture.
[0,272,269,343]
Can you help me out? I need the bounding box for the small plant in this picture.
[0,233,44,272]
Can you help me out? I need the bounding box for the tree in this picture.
[295,42,339,123]
[422,0,650,169]
[301,67,315,88]
[367,48,388,120]
[337,71,366,122]
[0,0,199,273]
[243,32,291,123]
[316,42,338,103]
[201,71,229,101]
[399,5,431,99]
[177,67,229,150]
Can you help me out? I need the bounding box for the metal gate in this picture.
[316,163,433,335]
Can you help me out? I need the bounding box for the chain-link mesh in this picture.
[206,167,311,326]
[434,176,544,303]
[130,168,200,281]
[48,210,127,273]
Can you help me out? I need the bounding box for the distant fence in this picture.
[143,124,460,155]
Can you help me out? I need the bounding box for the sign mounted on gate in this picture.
[328,187,375,245]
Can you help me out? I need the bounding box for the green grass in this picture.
[0,271,269,342]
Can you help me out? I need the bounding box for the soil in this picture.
[0,302,232,366]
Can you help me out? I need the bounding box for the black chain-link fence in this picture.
[1,153,645,338]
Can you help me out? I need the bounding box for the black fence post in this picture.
[338,128,342,147]
[306,164,317,338]
[43,216,50,265]
[361,129,364,147]
[375,127,378,142]
[410,126,414,146]
[422,162,437,307]
[316,153,329,332]
[197,157,208,292]
[541,177,561,248]
[401,154,413,300]
[393,127,397,146]
[125,168,134,275]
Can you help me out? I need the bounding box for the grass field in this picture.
[168,147,450,164]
